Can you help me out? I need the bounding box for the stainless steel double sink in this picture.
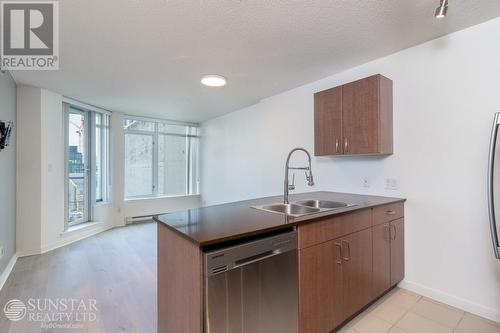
[252,199,355,217]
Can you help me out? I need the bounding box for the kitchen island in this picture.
[154,191,406,333]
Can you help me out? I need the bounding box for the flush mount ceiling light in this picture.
[435,0,448,18]
[200,74,227,87]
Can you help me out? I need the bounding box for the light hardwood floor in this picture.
[0,223,157,333]
[1,223,499,333]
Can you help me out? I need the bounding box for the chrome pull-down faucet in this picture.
[284,148,315,204]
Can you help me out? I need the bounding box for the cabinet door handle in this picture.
[344,137,349,152]
[391,224,397,241]
[386,210,396,216]
[384,223,390,241]
[334,242,342,265]
[335,139,339,153]
[341,240,350,261]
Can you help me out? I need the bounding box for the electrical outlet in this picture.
[362,177,370,188]
[385,178,398,190]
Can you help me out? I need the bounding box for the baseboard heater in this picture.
[125,215,155,225]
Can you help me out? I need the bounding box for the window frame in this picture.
[123,116,200,199]
[93,112,110,203]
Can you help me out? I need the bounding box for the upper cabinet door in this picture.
[314,86,343,156]
[342,74,393,155]
[313,74,393,156]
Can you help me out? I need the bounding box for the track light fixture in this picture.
[435,0,448,18]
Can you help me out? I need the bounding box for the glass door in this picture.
[67,109,89,226]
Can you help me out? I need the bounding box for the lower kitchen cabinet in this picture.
[372,218,405,297]
[298,228,373,332]
[341,228,373,319]
[390,218,405,285]
[299,241,343,333]
[372,223,391,297]
[298,203,405,333]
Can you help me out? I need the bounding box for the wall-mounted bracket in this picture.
[0,120,14,151]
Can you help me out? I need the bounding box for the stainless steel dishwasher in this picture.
[204,230,298,333]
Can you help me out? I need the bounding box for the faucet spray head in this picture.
[306,171,315,186]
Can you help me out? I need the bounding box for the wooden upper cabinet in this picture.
[314,86,343,155]
[343,75,393,155]
[314,74,393,156]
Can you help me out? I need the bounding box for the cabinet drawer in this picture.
[373,203,404,225]
[298,209,372,249]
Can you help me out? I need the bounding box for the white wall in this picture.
[16,86,42,255]
[40,89,65,248]
[201,18,500,321]
[0,72,17,276]
[17,86,74,254]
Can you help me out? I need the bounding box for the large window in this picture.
[65,103,110,227]
[123,117,199,198]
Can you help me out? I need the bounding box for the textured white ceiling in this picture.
[10,0,500,122]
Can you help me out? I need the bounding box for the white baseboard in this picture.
[399,280,500,324]
[0,254,18,291]
[42,223,115,254]
[17,223,115,258]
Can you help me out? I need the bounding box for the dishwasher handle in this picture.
[204,230,298,276]
[233,249,282,269]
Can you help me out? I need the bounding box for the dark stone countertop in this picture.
[154,191,405,248]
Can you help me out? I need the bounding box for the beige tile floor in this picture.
[338,288,500,333]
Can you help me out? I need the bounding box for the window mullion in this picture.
[153,123,159,196]
[88,112,96,221]
[186,135,191,195]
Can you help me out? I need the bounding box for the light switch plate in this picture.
[0,246,4,260]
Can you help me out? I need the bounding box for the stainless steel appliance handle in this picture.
[487,113,500,260]
[233,250,282,269]
[204,230,298,276]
